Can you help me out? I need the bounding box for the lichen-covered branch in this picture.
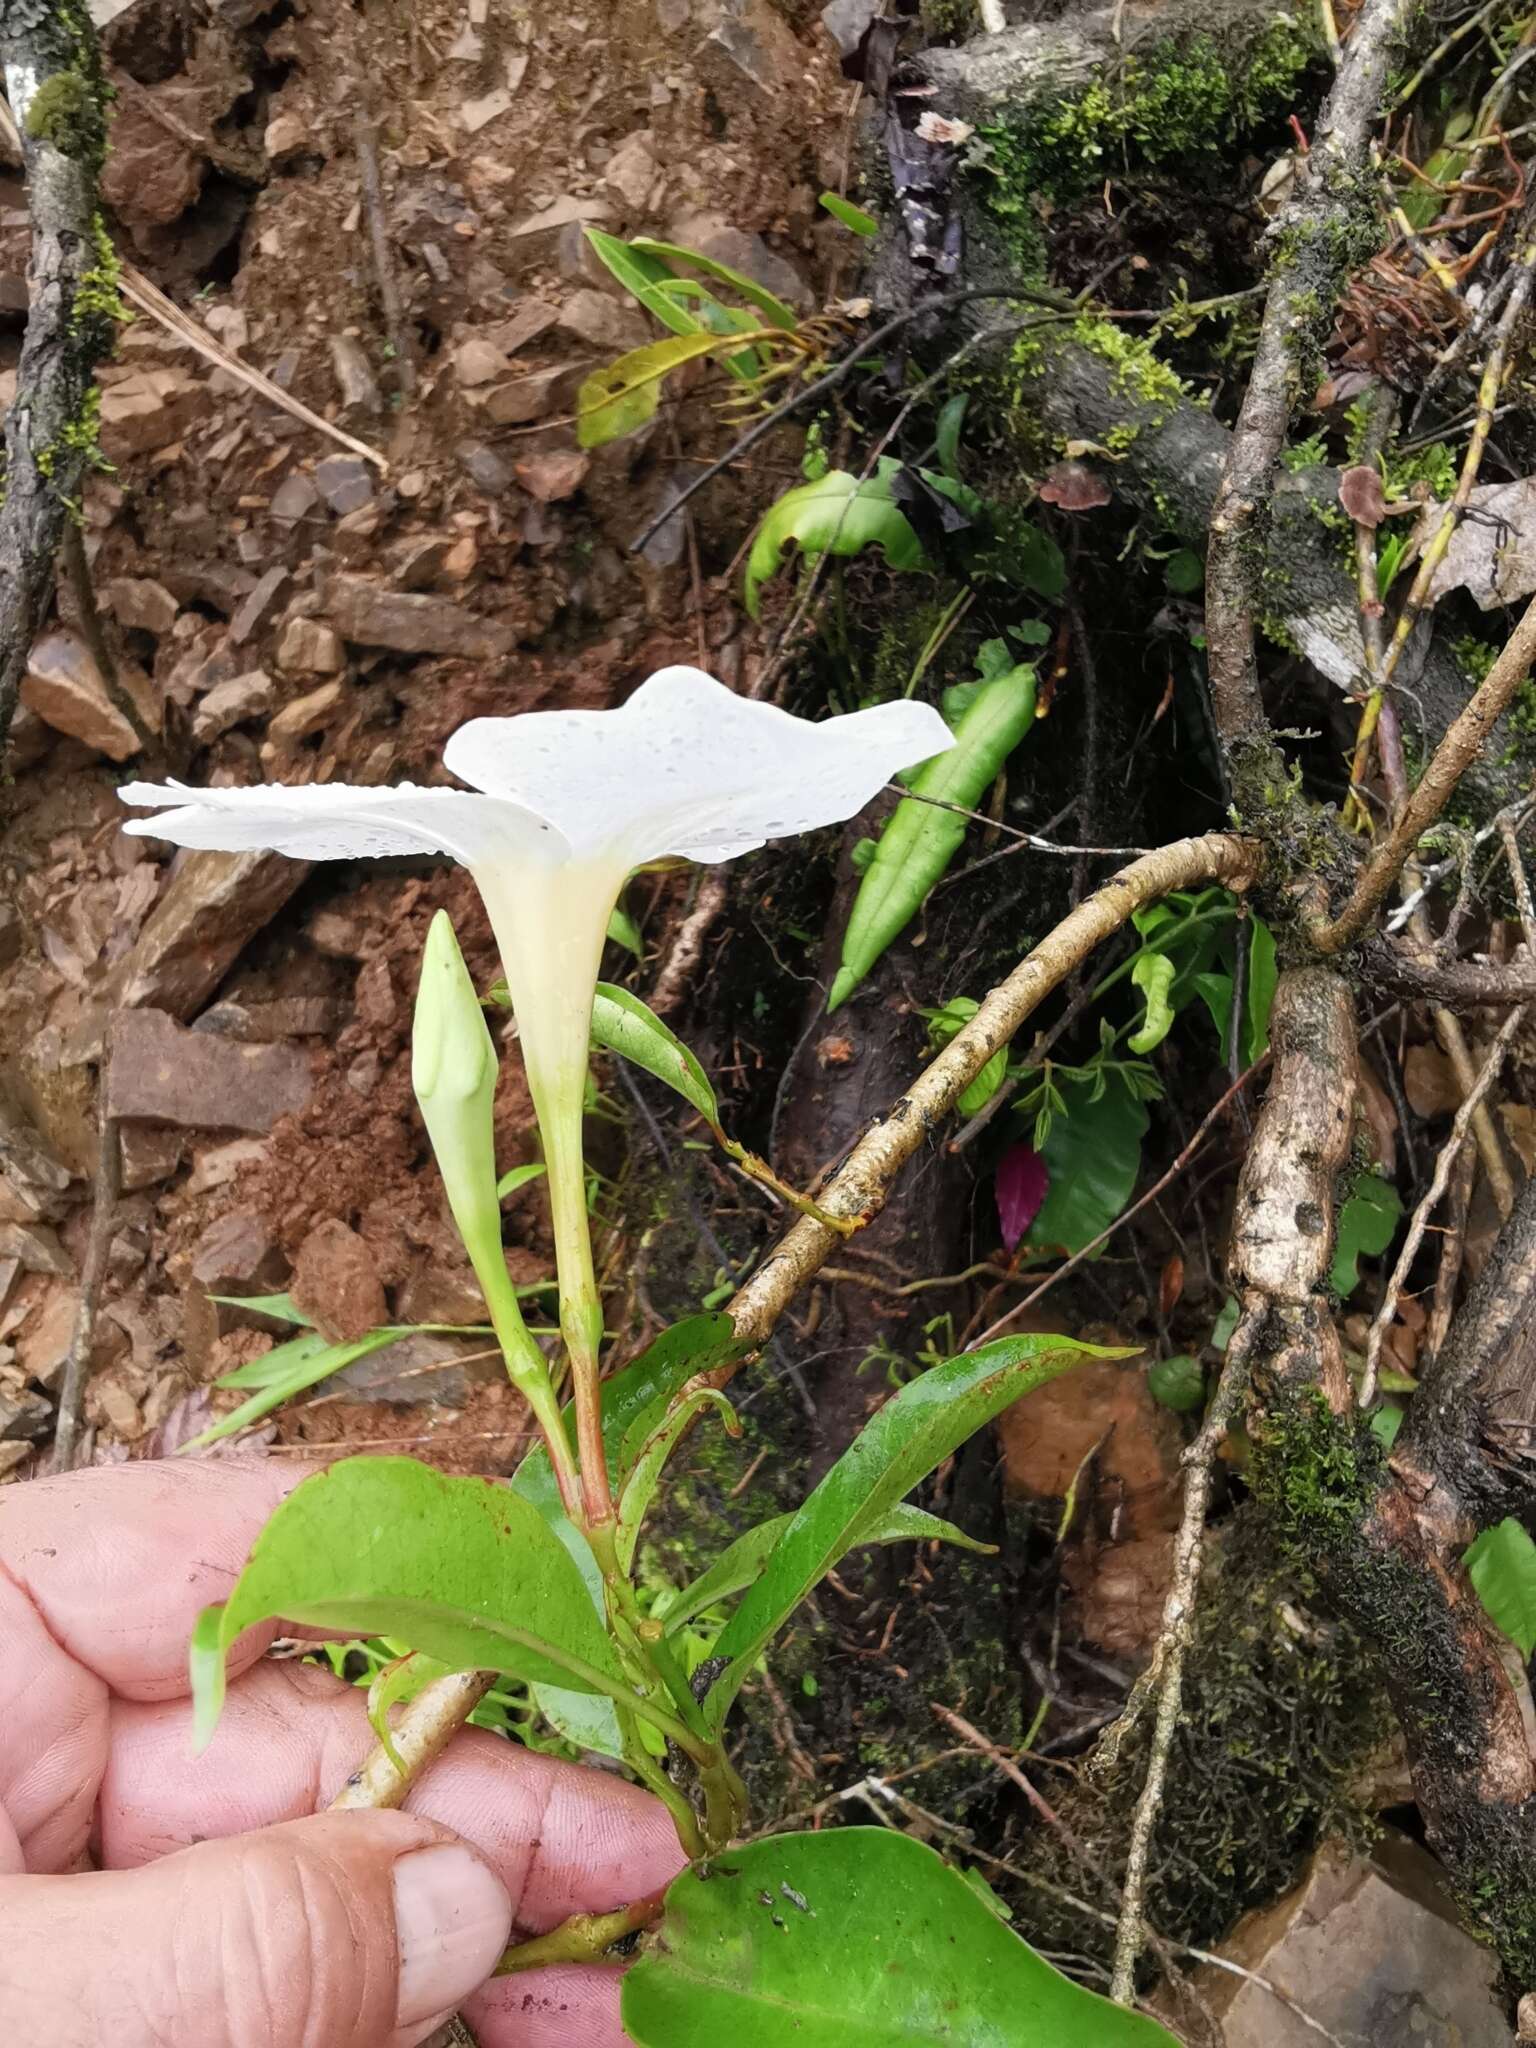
[0,0,120,754]
[1231,972,1536,1990]
[1204,0,1404,760]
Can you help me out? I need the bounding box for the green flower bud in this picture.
[412,910,501,1261]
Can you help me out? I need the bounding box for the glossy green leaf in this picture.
[818,191,878,237]
[1466,1518,1536,1658]
[617,1385,741,1572]
[514,1313,745,1755]
[607,903,644,960]
[496,1161,547,1200]
[591,982,720,1126]
[934,392,968,480]
[1148,1354,1205,1413]
[1027,1075,1148,1255]
[577,332,727,448]
[744,468,926,620]
[706,1333,1112,1725]
[660,1502,994,1638]
[1242,913,1278,1064]
[585,229,707,338]
[830,664,1036,1009]
[208,1291,310,1324]
[177,1326,404,1452]
[622,1828,1178,2046]
[632,235,800,331]
[1128,950,1177,1055]
[188,1458,625,1749]
[1330,1173,1402,1296]
[925,996,1006,1116]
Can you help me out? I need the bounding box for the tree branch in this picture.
[0,0,118,754]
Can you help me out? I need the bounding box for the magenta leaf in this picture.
[996,1144,1049,1251]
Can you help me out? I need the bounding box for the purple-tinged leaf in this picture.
[997,1143,1048,1250]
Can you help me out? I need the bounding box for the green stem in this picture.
[478,1261,581,1520]
[495,1887,669,1975]
[538,1070,613,1530]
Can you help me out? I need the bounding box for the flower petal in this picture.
[118,779,563,868]
[443,666,954,867]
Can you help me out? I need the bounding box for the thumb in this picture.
[0,1810,513,2048]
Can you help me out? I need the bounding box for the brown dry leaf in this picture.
[1356,1054,1399,1175]
[1039,459,1112,511]
[1339,464,1386,528]
[1416,475,1536,609]
[1159,1253,1184,1317]
[1403,1042,1459,1119]
[1501,1102,1536,1173]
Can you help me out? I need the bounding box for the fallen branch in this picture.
[0,2,117,754]
[48,1044,120,1473]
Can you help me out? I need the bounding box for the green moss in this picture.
[1253,1385,1383,1556]
[1280,432,1329,473]
[73,212,127,334]
[24,70,100,163]
[1071,316,1185,415]
[972,15,1319,253]
[1454,635,1501,685]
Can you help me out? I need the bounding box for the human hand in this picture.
[0,1458,684,2048]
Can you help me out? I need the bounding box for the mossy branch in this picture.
[0,0,120,755]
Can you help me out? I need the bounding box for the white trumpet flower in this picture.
[121,664,952,1522]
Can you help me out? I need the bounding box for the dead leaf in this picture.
[915,111,975,145]
[1339,464,1386,528]
[1403,1042,1459,1119]
[1417,475,1536,610]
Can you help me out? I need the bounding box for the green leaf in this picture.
[591,982,720,1125]
[188,1458,624,1749]
[935,392,968,480]
[617,1385,741,1572]
[1165,547,1204,593]
[576,332,726,448]
[705,1333,1114,1726]
[584,229,708,338]
[607,904,644,960]
[622,1828,1178,2047]
[1242,914,1278,1064]
[512,1313,744,1755]
[818,191,878,237]
[744,468,926,620]
[632,235,800,332]
[1128,951,1177,1055]
[1330,1173,1402,1296]
[925,996,1006,1116]
[178,1326,405,1451]
[1148,1354,1205,1413]
[496,1161,547,1200]
[830,664,1036,1009]
[1466,1518,1536,1658]
[1027,1074,1148,1255]
[207,1291,311,1324]
[659,1502,994,1638]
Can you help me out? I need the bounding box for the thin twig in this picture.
[1362,1004,1526,1405]
[49,1045,121,1473]
[648,870,729,1017]
[1108,1320,1256,2002]
[354,111,416,400]
[1312,595,1536,952]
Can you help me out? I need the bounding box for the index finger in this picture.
[0,1458,302,1702]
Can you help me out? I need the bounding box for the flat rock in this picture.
[486,299,560,355]
[104,577,180,636]
[604,131,661,215]
[0,902,20,971]
[229,565,291,647]
[516,450,591,503]
[17,1283,79,1389]
[315,455,374,516]
[672,213,810,309]
[270,473,321,523]
[198,997,342,1041]
[22,630,141,761]
[330,334,381,414]
[107,1007,313,1133]
[69,852,308,1058]
[699,0,808,95]
[99,367,201,459]
[118,1121,185,1191]
[276,618,346,674]
[558,288,649,352]
[1193,1835,1508,2046]
[455,336,511,387]
[323,576,514,657]
[335,1329,489,1404]
[0,1223,73,1276]
[191,1208,279,1290]
[267,679,343,744]
[290,1218,387,1343]
[191,669,275,742]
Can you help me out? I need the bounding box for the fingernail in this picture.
[393,1842,513,2028]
